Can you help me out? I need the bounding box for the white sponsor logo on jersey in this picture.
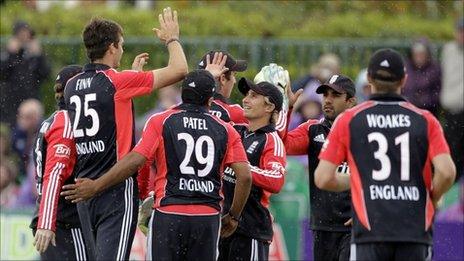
[53,144,71,158]
[313,134,325,143]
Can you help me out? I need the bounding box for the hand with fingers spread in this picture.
[153,7,179,44]
[61,178,98,203]
[204,52,229,79]
[33,229,56,253]
[132,53,149,71]
[286,73,303,109]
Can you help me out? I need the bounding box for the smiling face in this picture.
[242,89,274,121]
[322,88,354,121]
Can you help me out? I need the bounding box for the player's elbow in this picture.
[269,176,285,193]
[315,168,330,190]
[434,154,457,185]
[440,162,456,185]
[172,62,188,79]
[233,162,252,189]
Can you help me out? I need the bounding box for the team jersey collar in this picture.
[213,93,230,104]
[84,63,111,71]
[321,118,333,129]
[369,93,407,102]
[248,123,275,134]
[176,103,209,113]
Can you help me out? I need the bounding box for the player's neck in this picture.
[248,117,270,132]
[92,56,116,68]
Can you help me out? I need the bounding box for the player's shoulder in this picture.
[146,107,180,125]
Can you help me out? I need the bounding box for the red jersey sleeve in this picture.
[37,111,76,232]
[250,132,286,193]
[104,69,154,100]
[318,112,349,165]
[425,112,450,159]
[133,114,162,162]
[228,104,248,125]
[137,163,151,200]
[275,109,289,138]
[223,124,248,165]
[283,120,314,155]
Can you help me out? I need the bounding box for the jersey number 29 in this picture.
[177,133,215,177]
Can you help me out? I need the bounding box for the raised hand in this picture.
[61,178,98,203]
[204,52,229,79]
[286,72,303,109]
[153,7,179,44]
[132,53,149,71]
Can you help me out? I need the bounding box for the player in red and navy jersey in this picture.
[198,50,248,124]
[315,49,456,261]
[62,66,252,260]
[283,75,357,261]
[218,78,287,261]
[30,65,87,260]
[62,8,188,260]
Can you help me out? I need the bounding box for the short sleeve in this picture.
[318,113,348,165]
[426,112,450,159]
[105,69,154,99]
[133,115,161,161]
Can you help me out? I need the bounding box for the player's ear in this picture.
[348,96,357,108]
[206,97,214,108]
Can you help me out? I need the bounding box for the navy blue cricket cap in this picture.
[368,48,405,82]
[181,69,216,104]
[316,74,356,96]
[198,50,247,72]
[55,65,82,86]
[237,77,283,112]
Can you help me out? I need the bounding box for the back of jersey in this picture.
[159,104,229,209]
[348,99,436,244]
[64,65,117,179]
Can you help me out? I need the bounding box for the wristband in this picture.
[228,212,240,222]
[165,38,179,46]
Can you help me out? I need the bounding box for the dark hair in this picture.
[371,78,402,93]
[82,18,123,62]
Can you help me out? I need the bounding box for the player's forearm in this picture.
[165,41,188,80]
[229,162,252,217]
[94,152,147,193]
[431,154,456,203]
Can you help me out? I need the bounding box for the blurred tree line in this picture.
[0,0,462,116]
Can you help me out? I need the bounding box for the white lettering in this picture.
[76,140,105,155]
[366,114,411,129]
[178,178,214,193]
[75,77,93,91]
[182,117,208,130]
[369,185,420,201]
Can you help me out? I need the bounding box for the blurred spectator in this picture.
[135,84,181,138]
[11,99,43,182]
[0,123,20,181]
[292,53,341,92]
[0,161,19,208]
[440,17,464,180]
[0,20,50,126]
[289,88,323,130]
[402,38,441,116]
[355,68,371,102]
